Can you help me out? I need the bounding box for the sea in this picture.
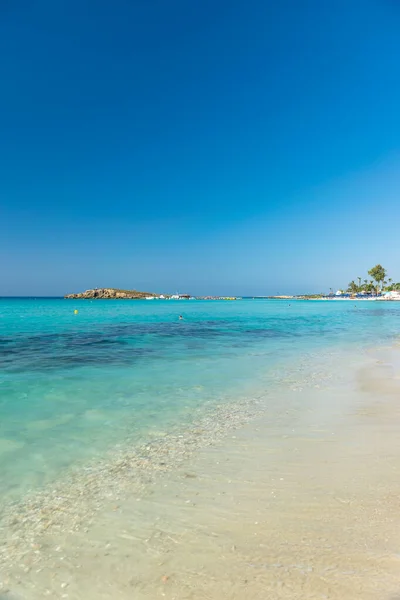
[1,297,400,599]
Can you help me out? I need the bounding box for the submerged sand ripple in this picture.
[1,347,400,599]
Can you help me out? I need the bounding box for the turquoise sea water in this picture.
[1,298,399,501]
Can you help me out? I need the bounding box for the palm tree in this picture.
[368,264,387,295]
[347,281,358,296]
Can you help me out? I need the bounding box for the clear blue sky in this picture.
[1,0,400,296]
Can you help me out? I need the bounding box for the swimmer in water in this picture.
[179,315,183,320]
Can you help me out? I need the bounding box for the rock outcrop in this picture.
[65,288,159,299]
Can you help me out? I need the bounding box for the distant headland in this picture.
[64,288,239,300]
[65,288,160,300]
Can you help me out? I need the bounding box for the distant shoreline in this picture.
[267,295,400,301]
[1,295,400,302]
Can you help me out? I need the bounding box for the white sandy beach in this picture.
[2,344,400,600]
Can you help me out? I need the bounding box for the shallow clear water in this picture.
[1,298,399,500]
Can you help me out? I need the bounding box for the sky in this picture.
[1,0,400,296]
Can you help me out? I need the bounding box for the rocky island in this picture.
[65,288,161,299]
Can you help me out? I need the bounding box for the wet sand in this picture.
[1,346,400,599]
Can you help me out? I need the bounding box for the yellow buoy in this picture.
[74,309,78,315]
